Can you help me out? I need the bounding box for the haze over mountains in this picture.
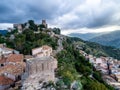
[69,30,120,48]
[69,33,103,40]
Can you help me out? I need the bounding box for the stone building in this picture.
[0,53,25,81]
[42,20,47,28]
[32,45,52,57]
[0,63,25,81]
[0,44,19,58]
[13,24,23,33]
[22,56,57,81]
[22,56,57,90]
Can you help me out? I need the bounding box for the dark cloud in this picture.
[0,4,11,13]
[0,0,60,23]
[87,9,114,28]
[0,0,120,30]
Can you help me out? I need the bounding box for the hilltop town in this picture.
[0,20,120,90]
[0,20,60,90]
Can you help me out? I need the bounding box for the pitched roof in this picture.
[0,75,14,85]
[7,54,24,62]
[0,63,25,76]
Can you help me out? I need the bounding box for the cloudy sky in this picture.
[0,0,120,34]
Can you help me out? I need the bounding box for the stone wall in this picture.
[22,56,57,82]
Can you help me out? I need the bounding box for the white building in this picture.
[0,44,19,57]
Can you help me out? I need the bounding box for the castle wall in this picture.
[22,56,57,82]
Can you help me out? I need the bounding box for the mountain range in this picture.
[90,30,120,48]
[69,30,120,48]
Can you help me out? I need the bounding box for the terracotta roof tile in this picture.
[0,75,14,85]
[7,54,24,62]
[0,63,25,76]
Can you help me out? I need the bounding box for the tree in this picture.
[39,24,46,30]
[28,20,38,31]
[86,82,108,90]
[0,34,5,43]
[93,71,104,83]
[52,28,61,34]
[23,29,35,41]
[14,34,26,52]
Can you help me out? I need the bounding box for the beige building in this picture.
[32,45,52,57]
[23,56,57,81]
[22,45,57,90]
[22,56,57,90]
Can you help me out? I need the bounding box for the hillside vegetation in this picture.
[68,37,120,60]
[0,20,116,90]
[55,37,114,90]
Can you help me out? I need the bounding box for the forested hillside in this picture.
[68,37,120,60]
[0,20,116,90]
